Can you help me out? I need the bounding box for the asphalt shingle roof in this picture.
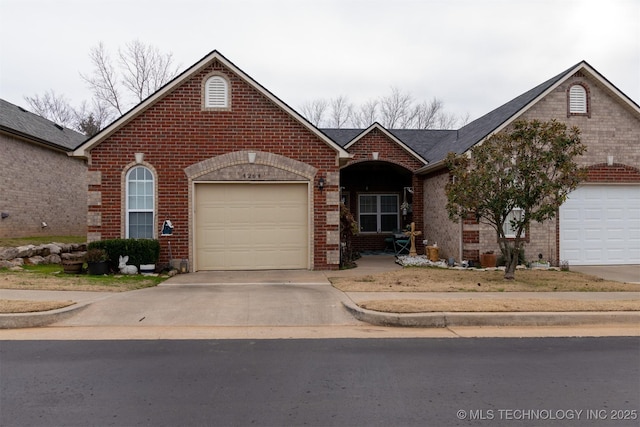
[0,98,87,151]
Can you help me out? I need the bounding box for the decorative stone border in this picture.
[0,243,87,269]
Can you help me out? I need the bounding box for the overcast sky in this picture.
[1,0,638,123]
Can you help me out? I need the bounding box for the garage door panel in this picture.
[195,183,309,270]
[560,185,640,265]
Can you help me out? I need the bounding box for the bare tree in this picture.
[379,87,413,128]
[300,87,467,130]
[118,40,178,105]
[328,95,353,128]
[81,40,179,117]
[24,40,179,135]
[75,99,113,136]
[412,97,442,129]
[300,99,328,126]
[24,90,76,128]
[351,99,379,128]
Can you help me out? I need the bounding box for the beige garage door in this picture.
[195,183,309,270]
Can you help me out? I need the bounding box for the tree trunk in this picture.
[499,238,519,280]
[504,255,517,280]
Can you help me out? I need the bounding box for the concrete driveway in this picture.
[51,256,400,327]
[53,284,360,327]
[571,265,640,284]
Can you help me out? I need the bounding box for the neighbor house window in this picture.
[204,74,230,109]
[503,207,524,238]
[358,194,399,233]
[568,84,588,115]
[126,166,154,238]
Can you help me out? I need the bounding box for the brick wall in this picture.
[0,133,87,238]
[343,128,426,253]
[87,59,340,270]
[422,169,460,260]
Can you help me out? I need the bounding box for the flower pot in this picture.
[480,253,497,268]
[140,264,156,275]
[62,260,84,274]
[87,260,109,275]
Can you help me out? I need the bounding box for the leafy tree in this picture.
[445,119,586,279]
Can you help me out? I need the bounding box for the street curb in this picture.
[341,301,640,328]
[0,303,90,329]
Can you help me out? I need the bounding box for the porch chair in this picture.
[393,234,411,256]
[384,229,400,253]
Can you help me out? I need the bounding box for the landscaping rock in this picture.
[26,256,46,265]
[0,247,19,261]
[16,245,36,258]
[0,260,14,269]
[45,254,62,264]
[43,244,62,255]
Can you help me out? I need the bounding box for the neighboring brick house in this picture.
[0,99,87,238]
[327,61,639,267]
[72,52,638,271]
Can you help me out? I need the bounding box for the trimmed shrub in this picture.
[88,239,160,271]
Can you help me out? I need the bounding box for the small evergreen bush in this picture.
[88,239,160,270]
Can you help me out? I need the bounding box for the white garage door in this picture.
[560,185,640,265]
[195,183,309,270]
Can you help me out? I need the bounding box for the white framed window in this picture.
[569,84,587,114]
[126,166,155,238]
[503,207,524,238]
[204,75,229,109]
[358,194,399,233]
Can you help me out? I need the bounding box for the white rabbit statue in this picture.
[118,255,138,275]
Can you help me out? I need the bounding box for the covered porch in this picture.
[340,159,425,255]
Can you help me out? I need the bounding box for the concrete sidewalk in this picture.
[1,256,638,330]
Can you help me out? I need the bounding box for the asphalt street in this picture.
[1,337,638,427]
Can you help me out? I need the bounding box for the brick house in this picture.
[72,52,639,270]
[328,61,639,267]
[0,99,87,238]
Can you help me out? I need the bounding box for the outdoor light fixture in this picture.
[318,176,325,191]
[1,212,8,219]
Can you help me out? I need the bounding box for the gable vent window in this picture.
[204,75,229,109]
[568,84,588,115]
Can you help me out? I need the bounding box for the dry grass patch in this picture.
[330,267,640,293]
[0,299,75,313]
[359,299,640,313]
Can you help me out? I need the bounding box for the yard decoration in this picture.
[445,119,586,280]
[118,255,138,275]
[404,222,422,257]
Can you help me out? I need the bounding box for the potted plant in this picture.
[86,248,109,275]
[480,250,497,268]
[62,257,84,274]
